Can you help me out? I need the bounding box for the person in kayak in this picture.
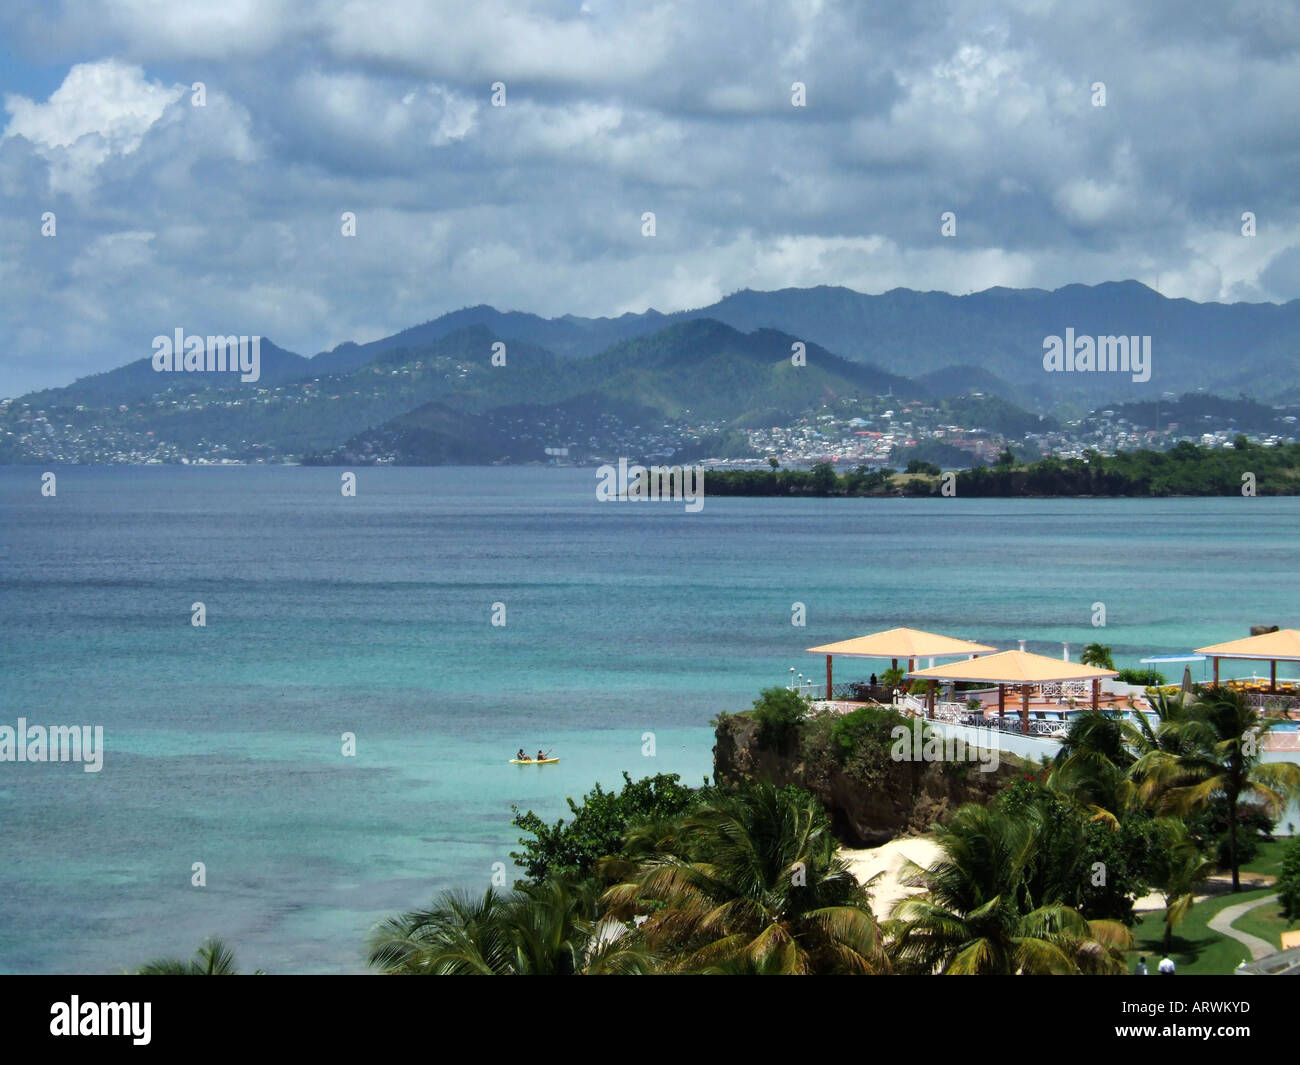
[537,750,546,762]
[516,749,529,761]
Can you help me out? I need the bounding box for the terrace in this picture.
[799,627,1132,736]
[797,624,1300,745]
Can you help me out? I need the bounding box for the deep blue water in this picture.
[1,466,1297,973]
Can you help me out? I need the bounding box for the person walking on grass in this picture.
[1158,955,1176,975]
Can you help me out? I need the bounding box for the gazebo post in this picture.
[1194,631,1300,703]
[807,631,999,704]
[896,650,1116,737]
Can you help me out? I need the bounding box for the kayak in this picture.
[510,758,559,765]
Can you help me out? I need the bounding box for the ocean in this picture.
[1,465,1297,973]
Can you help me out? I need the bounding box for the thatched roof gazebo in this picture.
[806,627,996,700]
[1195,629,1300,692]
[906,649,1118,733]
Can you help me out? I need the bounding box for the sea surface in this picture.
[1,466,1297,973]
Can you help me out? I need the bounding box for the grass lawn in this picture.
[1231,838,1298,950]
[1123,838,1293,976]
[1241,838,1287,878]
[1232,896,1297,951]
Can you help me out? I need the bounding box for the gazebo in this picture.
[1194,629,1300,692]
[906,649,1118,733]
[806,627,996,700]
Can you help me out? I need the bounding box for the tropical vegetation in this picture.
[136,681,1299,976]
[133,936,260,975]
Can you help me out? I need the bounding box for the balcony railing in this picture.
[798,681,893,702]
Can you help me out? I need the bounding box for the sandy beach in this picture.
[840,837,943,921]
[841,837,1280,922]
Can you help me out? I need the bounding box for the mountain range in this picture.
[304,280,1300,405]
[5,281,1298,464]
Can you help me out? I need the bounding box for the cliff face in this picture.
[713,713,1024,846]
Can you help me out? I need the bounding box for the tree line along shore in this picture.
[703,439,1300,497]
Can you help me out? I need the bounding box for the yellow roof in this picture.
[807,627,996,659]
[906,649,1117,684]
[1194,629,1300,662]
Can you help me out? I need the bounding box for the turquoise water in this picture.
[1,466,1297,973]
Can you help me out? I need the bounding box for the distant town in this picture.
[3,376,1297,468]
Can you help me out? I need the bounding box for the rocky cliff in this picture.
[713,711,1027,846]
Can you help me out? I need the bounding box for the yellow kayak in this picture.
[510,758,559,765]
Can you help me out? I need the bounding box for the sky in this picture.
[1,0,1298,396]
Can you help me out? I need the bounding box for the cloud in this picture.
[0,0,1297,396]
[3,59,184,194]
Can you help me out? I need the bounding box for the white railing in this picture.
[1041,682,1089,698]
[933,701,970,721]
[892,697,977,722]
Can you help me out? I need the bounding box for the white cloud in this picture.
[3,59,184,193]
[0,0,1298,396]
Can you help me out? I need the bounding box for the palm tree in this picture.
[1128,688,1208,808]
[1049,708,1145,824]
[1148,822,1213,950]
[368,887,513,974]
[134,936,256,975]
[1081,643,1116,670]
[1152,686,1300,890]
[1134,687,1193,748]
[367,879,651,975]
[603,781,888,974]
[888,805,1131,974]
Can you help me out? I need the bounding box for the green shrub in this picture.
[827,706,925,788]
[750,686,809,752]
[997,773,1158,922]
[1116,668,1168,685]
[830,705,914,756]
[510,772,708,883]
